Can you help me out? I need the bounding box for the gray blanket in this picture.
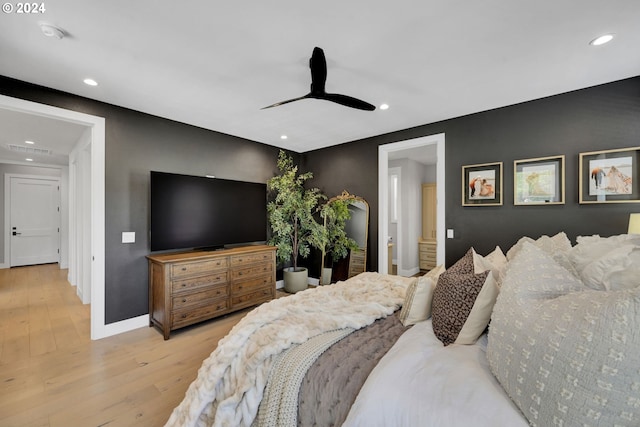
[297,312,409,426]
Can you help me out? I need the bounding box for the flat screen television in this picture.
[150,171,268,252]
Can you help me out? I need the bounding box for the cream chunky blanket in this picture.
[165,272,413,427]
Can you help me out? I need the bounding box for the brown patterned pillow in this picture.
[431,249,492,346]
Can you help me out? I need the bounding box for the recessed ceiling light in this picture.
[590,34,614,46]
[83,78,98,86]
[25,140,35,144]
[280,135,288,140]
[26,158,34,162]
[380,104,389,110]
[38,22,65,39]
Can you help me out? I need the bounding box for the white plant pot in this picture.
[283,267,308,293]
[321,267,332,285]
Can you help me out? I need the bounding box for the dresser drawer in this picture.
[172,300,229,329]
[171,284,228,310]
[171,258,228,279]
[231,286,273,308]
[172,272,228,293]
[230,263,273,281]
[230,251,274,266]
[231,276,274,296]
[419,251,436,262]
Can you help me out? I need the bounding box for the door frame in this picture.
[5,174,61,267]
[378,133,445,274]
[0,94,113,340]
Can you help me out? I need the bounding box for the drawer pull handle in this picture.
[181,267,187,271]
[181,314,187,319]
[238,272,243,276]
[182,284,186,287]
[182,298,187,303]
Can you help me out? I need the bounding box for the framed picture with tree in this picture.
[514,155,565,205]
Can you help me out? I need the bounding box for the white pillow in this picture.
[473,246,507,288]
[506,231,572,261]
[569,234,640,290]
[454,272,498,344]
[398,265,445,326]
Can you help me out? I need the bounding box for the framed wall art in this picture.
[462,162,503,206]
[579,146,640,204]
[514,155,565,205]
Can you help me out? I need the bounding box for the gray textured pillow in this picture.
[487,242,640,427]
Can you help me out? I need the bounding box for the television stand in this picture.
[147,245,276,339]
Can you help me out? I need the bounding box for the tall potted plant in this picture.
[267,150,325,293]
[319,193,360,285]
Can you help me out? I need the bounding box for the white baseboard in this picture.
[93,314,149,340]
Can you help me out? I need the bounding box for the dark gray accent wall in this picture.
[305,76,640,268]
[0,76,283,324]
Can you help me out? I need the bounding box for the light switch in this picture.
[122,232,135,243]
[447,229,454,239]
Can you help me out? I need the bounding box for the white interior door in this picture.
[10,176,60,267]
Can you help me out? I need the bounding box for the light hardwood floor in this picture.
[0,264,250,427]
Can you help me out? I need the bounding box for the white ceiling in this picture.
[1,1,639,165]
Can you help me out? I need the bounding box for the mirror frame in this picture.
[321,191,369,282]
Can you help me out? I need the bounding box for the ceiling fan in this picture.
[262,47,376,111]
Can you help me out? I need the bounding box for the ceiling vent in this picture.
[7,144,54,156]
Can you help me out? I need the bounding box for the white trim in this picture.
[378,133,446,274]
[100,314,150,338]
[0,94,114,340]
[388,166,402,272]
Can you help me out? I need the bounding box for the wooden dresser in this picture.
[147,245,276,339]
[418,240,437,271]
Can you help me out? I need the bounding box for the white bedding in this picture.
[343,319,528,427]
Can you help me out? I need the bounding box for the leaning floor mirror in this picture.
[320,191,369,284]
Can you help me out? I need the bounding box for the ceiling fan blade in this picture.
[319,93,376,111]
[261,94,310,110]
[309,47,327,94]
[261,46,375,111]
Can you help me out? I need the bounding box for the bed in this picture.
[165,233,640,427]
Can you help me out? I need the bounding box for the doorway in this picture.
[378,133,445,274]
[0,94,107,340]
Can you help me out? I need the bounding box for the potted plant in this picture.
[319,192,360,285]
[267,150,325,293]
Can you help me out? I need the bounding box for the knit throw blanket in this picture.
[164,272,413,427]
